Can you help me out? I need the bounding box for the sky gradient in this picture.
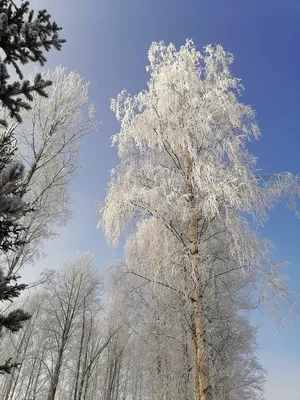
[21,1,300,398]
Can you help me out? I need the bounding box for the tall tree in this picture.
[43,253,102,400]
[2,66,98,278]
[100,40,300,400]
[112,218,265,400]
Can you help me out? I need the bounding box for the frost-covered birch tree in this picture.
[110,263,193,400]
[2,66,99,277]
[100,40,300,400]
[111,223,265,400]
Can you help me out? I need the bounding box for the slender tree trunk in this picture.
[103,350,110,400]
[2,370,15,400]
[114,360,122,400]
[2,372,14,400]
[77,313,95,400]
[104,345,116,400]
[24,360,36,400]
[77,345,88,400]
[47,348,64,400]
[191,291,210,400]
[5,332,31,400]
[31,348,45,400]
[183,327,191,400]
[184,146,211,400]
[82,370,92,400]
[73,302,86,400]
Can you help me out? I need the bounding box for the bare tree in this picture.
[41,253,101,400]
[0,291,48,400]
[0,252,105,400]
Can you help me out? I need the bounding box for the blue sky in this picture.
[23,1,300,398]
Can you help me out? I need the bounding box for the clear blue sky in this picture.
[25,1,300,398]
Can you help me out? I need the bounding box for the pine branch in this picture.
[0,358,21,374]
[0,0,65,125]
[0,308,31,333]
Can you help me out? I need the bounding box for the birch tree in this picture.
[111,222,264,400]
[0,252,106,400]
[100,40,300,400]
[2,66,99,277]
[118,269,192,400]
[41,252,102,400]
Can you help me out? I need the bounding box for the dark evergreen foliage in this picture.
[0,128,30,253]
[0,0,66,126]
[0,358,21,374]
[0,0,65,374]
